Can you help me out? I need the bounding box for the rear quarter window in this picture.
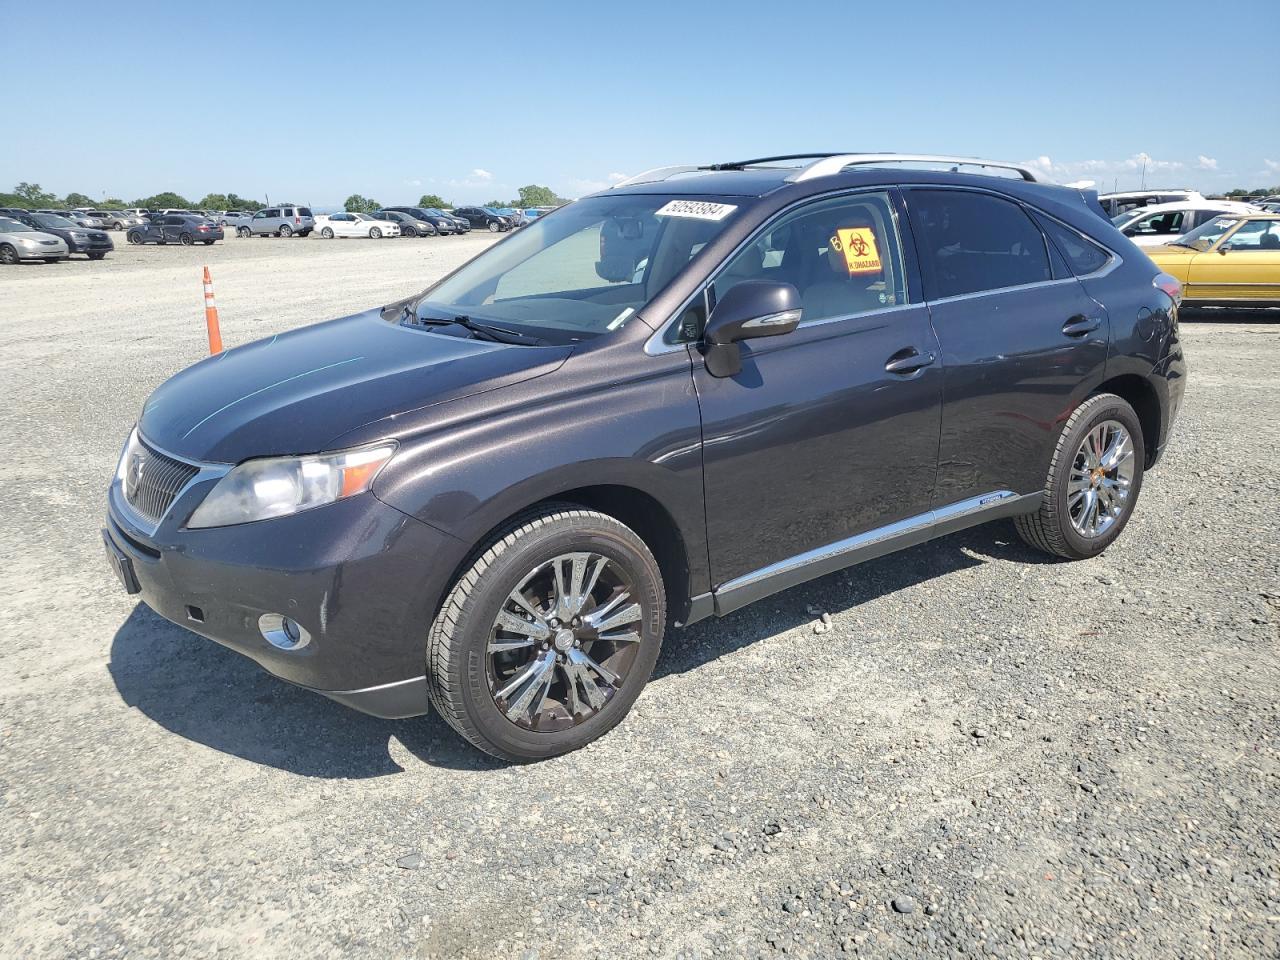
[1036,216,1112,276]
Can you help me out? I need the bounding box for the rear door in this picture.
[691,188,943,595]
[903,188,1109,506]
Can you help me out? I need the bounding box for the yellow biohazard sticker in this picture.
[830,227,882,275]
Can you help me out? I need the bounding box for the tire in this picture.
[127,232,143,244]
[202,240,214,245]
[1014,393,1145,561]
[179,233,193,245]
[237,226,250,238]
[88,251,107,260]
[279,225,293,238]
[320,227,334,239]
[370,227,382,239]
[427,505,666,762]
[0,244,19,265]
[488,221,501,233]
[403,227,417,238]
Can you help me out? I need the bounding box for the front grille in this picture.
[124,443,200,524]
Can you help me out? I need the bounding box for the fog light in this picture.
[258,613,311,651]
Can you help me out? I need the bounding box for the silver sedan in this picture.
[0,217,70,264]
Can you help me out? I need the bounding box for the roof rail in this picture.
[786,154,1043,183]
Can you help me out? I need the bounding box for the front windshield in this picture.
[34,214,76,229]
[0,218,34,232]
[418,194,744,344]
[1111,211,1135,226]
[1170,216,1240,250]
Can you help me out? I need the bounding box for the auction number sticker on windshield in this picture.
[655,200,738,221]
[830,227,882,275]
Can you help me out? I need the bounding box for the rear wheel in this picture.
[279,225,293,238]
[320,227,334,239]
[488,220,501,233]
[1014,393,1145,560]
[427,506,666,762]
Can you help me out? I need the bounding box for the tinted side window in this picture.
[1036,216,1111,276]
[908,190,1051,298]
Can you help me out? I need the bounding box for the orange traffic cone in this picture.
[202,266,224,355]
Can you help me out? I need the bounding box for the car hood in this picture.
[139,307,572,463]
[1,229,64,244]
[1144,244,1200,262]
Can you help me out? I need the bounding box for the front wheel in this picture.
[370,227,382,239]
[88,251,107,259]
[179,233,193,245]
[0,244,19,264]
[1014,393,1145,560]
[487,221,501,233]
[237,226,250,238]
[427,506,666,762]
[127,232,143,244]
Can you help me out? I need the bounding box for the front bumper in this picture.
[68,236,115,254]
[104,481,470,718]
[16,242,68,260]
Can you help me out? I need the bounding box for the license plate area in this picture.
[102,529,141,594]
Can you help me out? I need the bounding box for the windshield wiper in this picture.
[404,306,545,345]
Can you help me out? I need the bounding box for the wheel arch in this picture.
[1091,374,1161,467]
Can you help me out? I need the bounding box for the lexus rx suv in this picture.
[103,153,1186,762]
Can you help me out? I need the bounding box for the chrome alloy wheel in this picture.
[487,552,643,731]
[1069,419,1135,538]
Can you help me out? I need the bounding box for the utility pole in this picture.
[1140,157,1147,190]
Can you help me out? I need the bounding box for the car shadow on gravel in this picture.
[108,604,512,778]
[656,520,1063,679]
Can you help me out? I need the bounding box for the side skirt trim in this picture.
[711,491,1040,617]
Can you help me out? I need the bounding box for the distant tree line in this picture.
[0,182,266,211]
[0,181,576,214]
[1224,187,1280,198]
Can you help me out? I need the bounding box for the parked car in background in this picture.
[86,210,141,230]
[451,205,511,232]
[102,152,1186,761]
[0,209,113,258]
[383,207,457,235]
[248,205,315,237]
[0,216,70,264]
[39,208,107,229]
[429,208,470,233]
[122,208,149,219]
[314,213,400,239]
[1098,190,1203,219]
[372,210,437,237]
[1111,200,1260,247]
[126,214,224,245]
[221,210,254,230]
[1146,212,1280,307]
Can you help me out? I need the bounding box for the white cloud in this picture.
[1265,159,1280,173]
[404,178,422,187]
[1020,152,1196,186]
[1196,156,1218,171]
[607,172,628,182]
[472,168,493,181]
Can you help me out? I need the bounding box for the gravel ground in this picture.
[1,235,1278,960]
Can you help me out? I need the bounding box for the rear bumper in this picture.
[103,485,471,717]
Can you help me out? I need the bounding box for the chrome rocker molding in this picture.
[706,490,1040,618]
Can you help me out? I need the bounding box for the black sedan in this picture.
[127,215,225,246]
[450,206,510,232]
[0,209,114,259]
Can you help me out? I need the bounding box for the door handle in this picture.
[884,349,936,375]
[1062,315,1101,337]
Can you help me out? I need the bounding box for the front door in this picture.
[903,188,1110,505]
[690,189,943,595]
[1189,218,1280,303]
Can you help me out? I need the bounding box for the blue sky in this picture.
[5,0,1278,206]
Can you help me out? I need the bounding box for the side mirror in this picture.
[700,280,802,378]
[1122,227,1137,237]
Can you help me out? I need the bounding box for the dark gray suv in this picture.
[103,153,1186,761]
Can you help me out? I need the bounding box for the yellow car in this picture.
[1145,212,1280,307]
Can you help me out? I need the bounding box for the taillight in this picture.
[1153,272,1182,305]
[198,225,209,231]
[295,216,301,224]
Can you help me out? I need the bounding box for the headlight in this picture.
[71,231,88,240]
[187,443,396,528]
[18,237,38,246]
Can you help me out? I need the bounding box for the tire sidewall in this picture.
[442,520,665,760]
[1052,397,1145,558]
